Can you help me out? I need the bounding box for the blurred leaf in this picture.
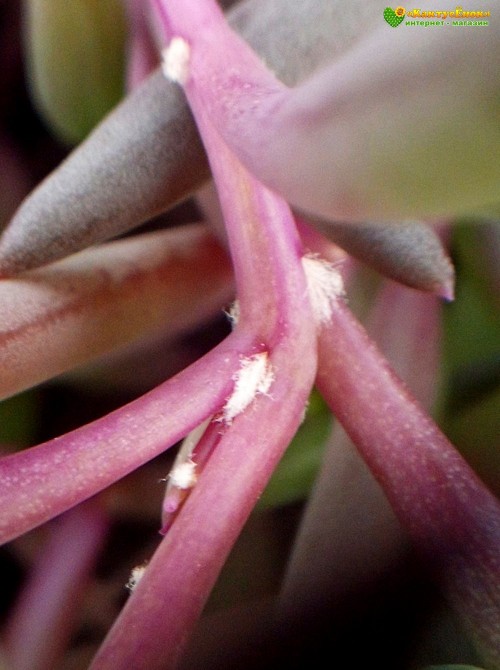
[445,383,500,496]
[0,226,233,401]
[24,0,126,144]
[423,666,486,670]
[440,225,500,481]
[258,391,332,509]
[443,224,500,374]
[0,389,40,448]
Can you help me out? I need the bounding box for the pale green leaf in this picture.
[24,0,126,144]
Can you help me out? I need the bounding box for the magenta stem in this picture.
[4,500,108,670]
[316,298,500,665]
[0,329,253,545]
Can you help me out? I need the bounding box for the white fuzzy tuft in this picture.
[302,254,344,324]
[222,352,274,423]
[169,459,197,490]
[162,37,191,85]
[225,300,240,329]
[126,563,148,593]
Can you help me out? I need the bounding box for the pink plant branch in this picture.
[91,310,315,668]
[316,298,500,666]
[125,0,159,90]
[1,2,494,668]
[4,500,108,670]
[366,281,442,408]
[280,280,443,623]
[88,5,318,665]
[0,327,254,545]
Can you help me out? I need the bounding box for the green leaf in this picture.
[439,224,500,492]
[443,224,500,374]
[0,390,40,448]
[445,383,500,496]
[423,665,486,670]
[24,0,126,145]
[258,390,332,509]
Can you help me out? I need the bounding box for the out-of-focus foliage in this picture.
[24,0,126,145]
[258,391,332,509]
[441,223,500,494]
[0,390,40,448]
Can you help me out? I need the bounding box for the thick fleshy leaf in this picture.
[310,218,455,298]
[0,0,363,275]
[0,71,205,276]
[24,0,126,145]
[249,22,500,221]
[0,225,233,400]
[229,0,379,86]
[158,0,500,222]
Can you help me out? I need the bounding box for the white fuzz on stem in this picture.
[126,563,148,593]
[169,459,197,490]
[163,417,211,493]
[302,254,345,324]
[222,352,274,423]
[161,37,191,85]
[224,300,240,329]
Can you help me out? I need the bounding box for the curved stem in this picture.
[90,4,318,666]
[4,500,108,670]
[0,329,252,545]
[316,299,500,667]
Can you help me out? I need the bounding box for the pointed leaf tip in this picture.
[314,218,455,298]
[0,0,349,275]
[0,70,208,276]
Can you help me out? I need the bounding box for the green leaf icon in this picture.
[384,7,405,27]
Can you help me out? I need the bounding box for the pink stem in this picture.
[280,280,443,621]
[4,500,108,670]
[316,298,500,666]
[125,0,159,90]
[90,4,318,665]
[90,328,315,669]
[0,328,253,545]
[365,280,442,409]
